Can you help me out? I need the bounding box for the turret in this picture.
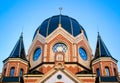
[2,33,29,77]
[92,32,119,82]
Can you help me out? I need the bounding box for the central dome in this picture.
[33,15,88,40]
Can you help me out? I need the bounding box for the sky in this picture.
[0,0,120,72]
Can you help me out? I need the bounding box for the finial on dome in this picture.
[58,7,62,27]
[59,7,62,15]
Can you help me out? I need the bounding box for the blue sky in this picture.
[0,0,120,72]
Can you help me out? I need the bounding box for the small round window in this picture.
[57,74,62,79]
[79,48,87,60]
[33,48,41,61]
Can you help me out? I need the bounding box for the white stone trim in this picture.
[92,57,117,65]
[46,26,74,43]
[4,58,28,65]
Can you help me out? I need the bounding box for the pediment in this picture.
[37,68,83,83]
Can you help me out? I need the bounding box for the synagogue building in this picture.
[0,13,120,83]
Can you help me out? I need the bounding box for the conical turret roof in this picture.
[8,33,27,61]
[94,32,112,59]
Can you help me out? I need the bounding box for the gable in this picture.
[37,69,83,83]
[44,71,75,83]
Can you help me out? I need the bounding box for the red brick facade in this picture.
[1,15,119,83]
[3,59,28,77]
[92,58,118,76]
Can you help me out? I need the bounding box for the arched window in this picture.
[105,67,110,76]
[96,68,100,76]
[53,43,67,53]
[114,68,117,76]
[4,69,6,76]
[10,67,15,77]
[20,69,24,76]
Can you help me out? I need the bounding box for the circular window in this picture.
[53,43,67,53]
[79,48,87,60]
[57,74,62,79]
[33,48,41,61]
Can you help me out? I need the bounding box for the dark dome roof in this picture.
[33,15,88,40]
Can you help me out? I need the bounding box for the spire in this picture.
[58,7,62,27]
[9,33,27,61]
[94,32,111,59]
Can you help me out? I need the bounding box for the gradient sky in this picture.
[0,0,120,72]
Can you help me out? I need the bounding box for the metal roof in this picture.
[8,33,27,61]
[33,15,88,40]
[94,32,112,59]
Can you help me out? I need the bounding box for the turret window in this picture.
[4,69,6,76]
[20,69,24,76]
[114,68,117,76]
[105,67,110,76]
[10,67,15,77]
[96,68,100,76]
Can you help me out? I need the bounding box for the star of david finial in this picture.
[59,7,62,15]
